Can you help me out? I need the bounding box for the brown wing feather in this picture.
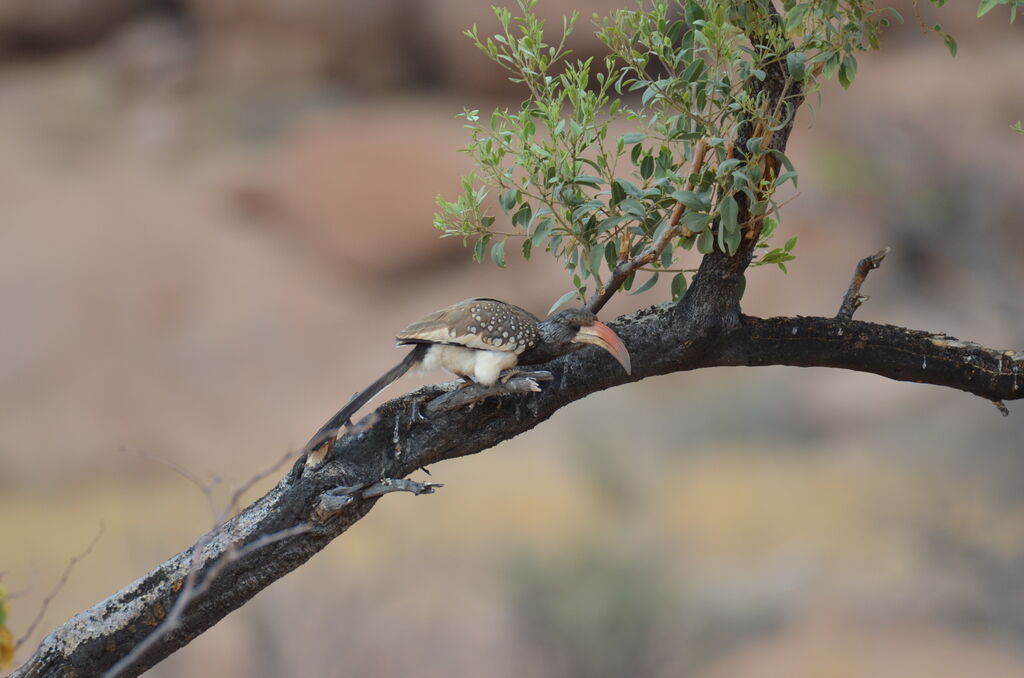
[396,298,540,354]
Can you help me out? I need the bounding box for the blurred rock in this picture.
[269,99,475,277]
[186,0,410,87]
[0,0,138,53]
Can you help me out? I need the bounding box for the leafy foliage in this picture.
[433,0,974,307]
[974,0,1023,21]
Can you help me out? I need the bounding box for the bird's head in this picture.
[540,308,632,374]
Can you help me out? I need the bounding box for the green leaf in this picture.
[549,289,579,315]
[597,215,625,234]
[660,244,674,269]
[588,244,605,278]
[717,158,742,177]
[671,190,710,212]
[681,210,709,232]
[619,198,646,217]
[838,55,857,89]
[784,235,798,251]
[640,154,655,180]
[499,189,519,212]
[775,170,799,188]
[622,271,636,291]
[571,200,604,222]
[719,194,739,234]
[784,3,808,33]
[513,203,533,229]
[611,181,627,205]
[978,0,1000,16]
[522,238,532,260]
[473,234,491,262]
[615,178,644,199]
[621,132,647,144]
[671,272,687,301]
[943,33,958,57]
[605,241,620,269]
[531,218,553,246]
[629,272,659,295]
[786,51,806,81]
[722,227,741,255]
[572,175,604,186]
[696,229,714,254]
[491,239,507,267]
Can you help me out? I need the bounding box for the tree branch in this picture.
[717,316,1024,403]
[13,284,1022,677]
[586,139,709,315]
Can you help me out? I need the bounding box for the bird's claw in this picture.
[424,371,552,414]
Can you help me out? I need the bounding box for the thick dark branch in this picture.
[14,299,1022,678]
[718,316,1024,402]
[837,247,891,320]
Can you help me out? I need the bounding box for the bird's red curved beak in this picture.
[574,321,632,375]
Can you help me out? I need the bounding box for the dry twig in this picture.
[836,247,891,320]
[15,524,104,649]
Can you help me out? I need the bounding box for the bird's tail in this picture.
[308,343,428,448]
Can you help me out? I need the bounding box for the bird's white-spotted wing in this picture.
[396,298,541,354]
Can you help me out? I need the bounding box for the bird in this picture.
[311,298,631,442]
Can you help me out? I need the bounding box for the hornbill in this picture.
[310,298,631,447]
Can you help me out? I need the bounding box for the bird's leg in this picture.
[424,371,553,415]
[498,367,523,383]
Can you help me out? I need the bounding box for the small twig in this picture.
[131,450,221,518]
[101,523,310,678]
[101,448,311,678]
[315,479,443,519]
[586,138,709,315]
[362,478,443,498]
[836,247,891,321]
[223,447,300,518]
[424,371,553,415]
[992,400,1010,417]
[15,524,104,649]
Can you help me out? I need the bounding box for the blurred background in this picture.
[1,1,1023,676]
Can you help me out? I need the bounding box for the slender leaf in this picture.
[491,239,507,267]
[978,0,1000,16]
[588,245,606,279]
[549,289,579,315]
[629,271,659,295]
[531,218,553,246]
[671,272,687,301]
[719,194,739,234]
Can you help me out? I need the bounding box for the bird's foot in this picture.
[498,367,523,383]
[424,371,553,414]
